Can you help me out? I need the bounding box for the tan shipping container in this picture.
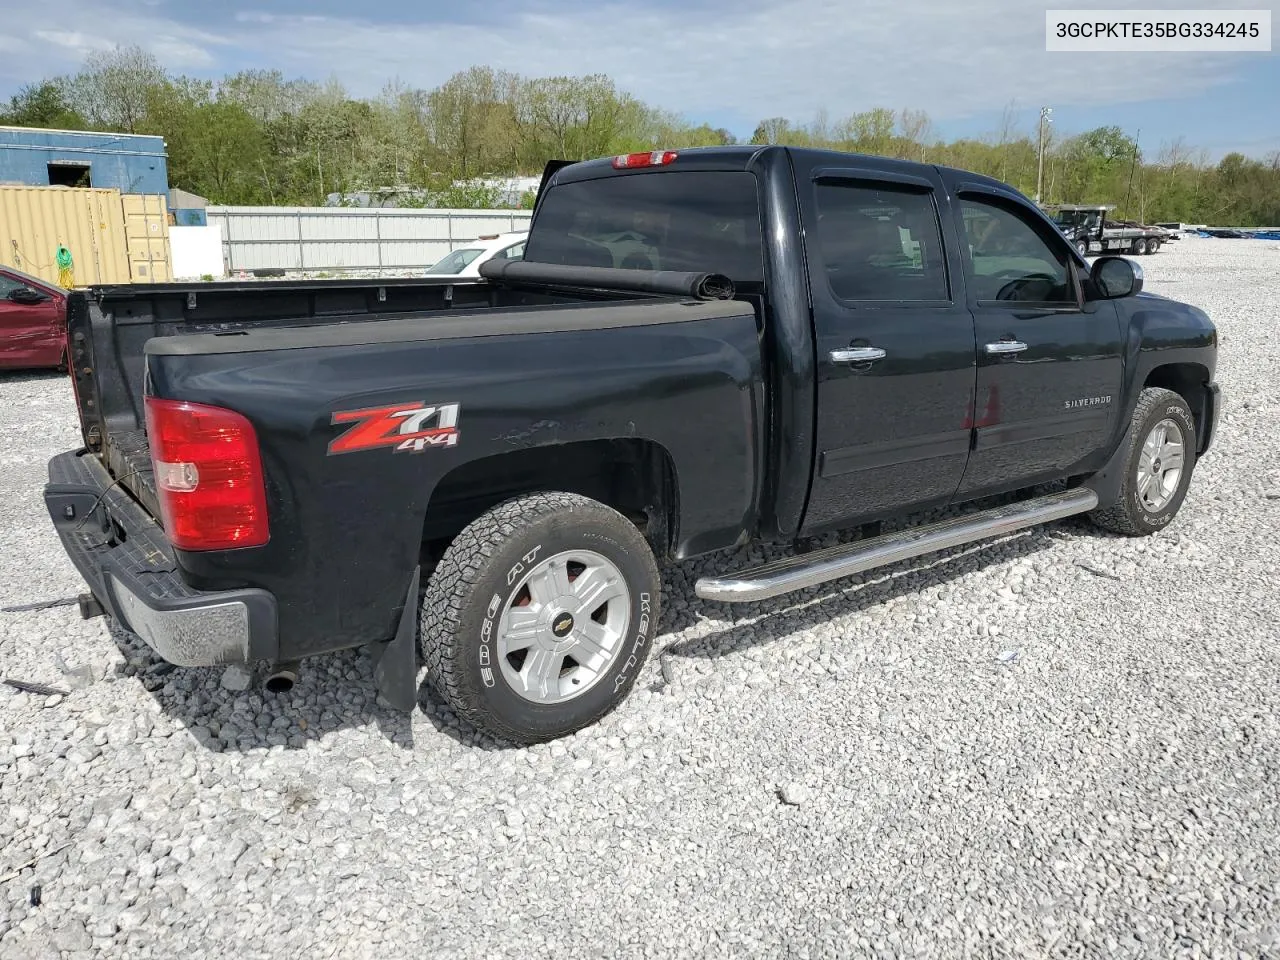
[0,185,132,286]
[121,192,172,282]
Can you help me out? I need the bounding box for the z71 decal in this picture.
[327,401,461,455]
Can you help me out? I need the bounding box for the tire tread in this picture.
[1089,386,1193,535]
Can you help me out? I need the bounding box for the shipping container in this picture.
[0,184,132,286]
[121,193,171,282]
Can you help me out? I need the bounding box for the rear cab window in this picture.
[524,171,764,283]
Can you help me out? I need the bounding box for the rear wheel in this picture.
[1089,387,1197,536]
[420,491,660,744]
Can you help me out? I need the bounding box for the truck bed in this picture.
[64,276,669,510]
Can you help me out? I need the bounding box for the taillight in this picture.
[611,150,678,169]
[143,397,269,551]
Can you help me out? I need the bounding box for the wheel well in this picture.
[1144,362,1209,434]
[421,439,678,564]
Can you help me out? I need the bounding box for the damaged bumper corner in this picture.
[43,449,278,668]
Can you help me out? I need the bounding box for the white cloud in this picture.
[31,30,116,55]
[216,0,1253,122]
[1,4,227,84]
[0,0,1261,133]
[148,37,217,68]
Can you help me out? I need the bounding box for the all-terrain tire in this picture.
[1088,387,1198,536]
[420,491,661,744]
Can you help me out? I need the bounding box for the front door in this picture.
[796,163,977,535]
[943,182,1124,498]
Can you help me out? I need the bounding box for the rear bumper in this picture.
[1200,380,1221,455]
[43,449,278,667]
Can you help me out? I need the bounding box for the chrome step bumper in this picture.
[695,488,1099,604]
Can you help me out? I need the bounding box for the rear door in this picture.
[795,162,977,534]
[0,272,64,369]
[942,179,1124,498]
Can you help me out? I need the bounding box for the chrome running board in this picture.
[694,488,1098,603]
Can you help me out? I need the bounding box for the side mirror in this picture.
[8,287,48,305]
[1090,256,1143,299]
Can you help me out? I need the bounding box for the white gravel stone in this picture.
[0,237,1278,959]
[778,783,812,806]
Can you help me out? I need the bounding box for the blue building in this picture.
[0,125,169,195]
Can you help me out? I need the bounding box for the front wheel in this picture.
[421,491,660,744]
[1089,387,1197,536]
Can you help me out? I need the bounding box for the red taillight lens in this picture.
[611,150,678,169]
[144,397,269,551]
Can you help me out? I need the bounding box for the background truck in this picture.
[1047,203,1171,256]
[44,146,1220,744]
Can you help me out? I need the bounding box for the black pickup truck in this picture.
[43,146,1220,744]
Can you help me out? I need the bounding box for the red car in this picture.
[0,266,67,370]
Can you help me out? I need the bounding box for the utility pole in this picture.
[1035,106,1053,204]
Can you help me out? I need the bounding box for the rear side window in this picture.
[813,181,949,302]
[525,171,764,282]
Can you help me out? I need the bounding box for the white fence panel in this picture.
[207,206,533,273]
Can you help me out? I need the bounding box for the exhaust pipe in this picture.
[264,661,300,694]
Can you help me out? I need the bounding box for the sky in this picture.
[0,0,1276,161]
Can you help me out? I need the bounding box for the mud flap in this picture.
[372,565,421,712]
[1081,422,1135,510]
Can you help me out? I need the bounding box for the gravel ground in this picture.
[2,236,1279,960]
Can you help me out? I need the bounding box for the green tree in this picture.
[66,44,167,132]
[0,82,86,128]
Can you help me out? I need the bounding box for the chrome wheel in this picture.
[497,549,632,704]
[1136,417,1185,512]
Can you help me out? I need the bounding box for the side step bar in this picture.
[694,488,1098,603]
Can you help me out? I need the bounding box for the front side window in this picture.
[813,181,949,302]
[0,275,24,299]
[960,198,1073,303]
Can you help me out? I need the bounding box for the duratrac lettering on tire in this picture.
[1089,386,1198,536]
[420,491,661,744]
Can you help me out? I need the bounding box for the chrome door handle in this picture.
[985,340,1028,355]
[830,347,887,363]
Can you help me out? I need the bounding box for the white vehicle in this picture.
[425,231,528,277]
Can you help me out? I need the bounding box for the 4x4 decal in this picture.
[327,401,461,455]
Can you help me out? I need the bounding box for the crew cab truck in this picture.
[43,146,1221,744]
